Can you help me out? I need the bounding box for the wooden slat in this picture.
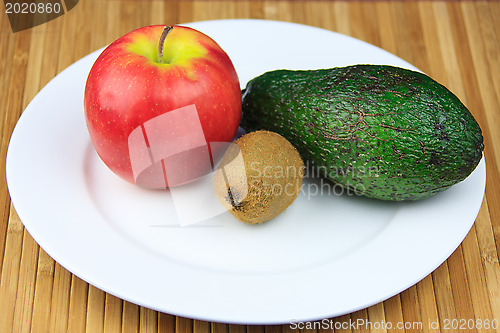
[30,248,56,332]
[193,320,210,333]
[433,2,466,98]
[234,1,251,20]
[348,1,380,47]
[382,295,404,333]
[150,1,165,26]
[86,285,105,333]
[57,0,79,71]
[489,1,500,37]
[432,263,459,333]
[178,1,195,25]
[264,325,282,333]
[388,2,415,65]
[311,1,334,33]
[476,1,500,260]
[334,314,352,333]
[11,228,39,333]
[229,323,247,333]
[0,28,31,277]
[290,2,308,25]
[404,2,427,71]
[246,325,264,333]
[122,301,140,333]
[212,322,229,333]
[367,302,388,333]
[447,246,478,333]
[158,312,176,333]
[139,306,158,333]
[0,208,25,332]
[462,223,496,328]
[475,2,500,116]
[266,1,292,22]
[351,309,369,333]
[39,17,63,86]
[400,286,423,333]
[374,2,397,56]
[176,316,193,333]
[415,275,440,333]
[119,1,152,38]
[104,294,123,333]
[192,1,237,21]
[474,198,500,333]
[48,262,72,331]
[21,25,45,107]
[68,275,90,333]
[90,0,109,51]
[417,2,446,81]
[332,2,350,36]
[72,0,94,62]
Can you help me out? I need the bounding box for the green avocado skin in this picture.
[241,65,484,201]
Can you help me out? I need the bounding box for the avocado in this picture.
[241,65,484,201]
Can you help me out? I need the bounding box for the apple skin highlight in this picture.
[84,25,242,188]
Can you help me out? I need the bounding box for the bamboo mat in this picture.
[1,1,499,332]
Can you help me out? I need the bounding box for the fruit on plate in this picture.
[84,25,241,188]
[241,65,484,201]
[213,130,304,224]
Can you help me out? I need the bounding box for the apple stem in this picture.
[158,25,173,64]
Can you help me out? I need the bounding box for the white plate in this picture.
[6,19,486,324]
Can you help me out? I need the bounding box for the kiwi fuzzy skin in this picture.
[214,130,304,224]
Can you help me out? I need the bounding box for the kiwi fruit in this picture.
[213,130,304,224]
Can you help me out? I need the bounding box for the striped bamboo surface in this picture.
[1,1,499,332]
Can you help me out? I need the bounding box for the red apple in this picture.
[84,25,241,188]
